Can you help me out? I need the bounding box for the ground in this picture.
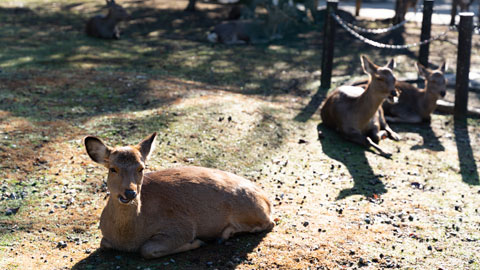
[1,0,480,269]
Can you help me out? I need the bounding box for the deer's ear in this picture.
[84,136,111,167]
[136,132,157,162]
[415,62,430,78]
[361,55,378,75]
[385,58,396,70]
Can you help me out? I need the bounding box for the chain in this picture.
[344,20,407,34]
[331,12,451,50]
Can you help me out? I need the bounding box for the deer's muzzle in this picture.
[118,189,137,204]
[124,189,137,200]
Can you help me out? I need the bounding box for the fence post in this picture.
[419,0,434,67]
[454,12,474,118]
[320,0,338,90]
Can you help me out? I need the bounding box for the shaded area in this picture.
[293,87,327,122]
[454,117,479,185]
[72,232,269,270]
[389,122,445,152]
[0,2,323,98]
[317,124,387,200]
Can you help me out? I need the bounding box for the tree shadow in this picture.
[72,231,270,270]
[293,86,327,122]
[454,117,479,185]
[317,123,387,200]
[388,121,445,152]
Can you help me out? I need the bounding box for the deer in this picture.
[320,55,401,157]
[207,20,269,45]
[85,0,129,39]
[382,62,447,124]
[83,132,274,259]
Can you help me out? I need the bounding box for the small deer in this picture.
[320,55,400,157]
[84,133,274,259]
[85,0,129,39]
[382,62,447,124]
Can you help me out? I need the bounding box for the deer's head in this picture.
[361,55,398,103]
[84,133,157,205]
[417,62,447,98]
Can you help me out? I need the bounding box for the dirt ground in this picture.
[1,0,480,269]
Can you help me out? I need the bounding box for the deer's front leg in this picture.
[140,234,205,259]
[385,125,401,141]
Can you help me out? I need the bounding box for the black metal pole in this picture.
[320,0,338,90]
[455,12,474,118]
[419,0,434,67]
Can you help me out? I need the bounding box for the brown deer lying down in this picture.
[320,56,400,157]
[207,20,269,45]
[382,62,447,123]
[84,133,274,259]
[85,0,128,39]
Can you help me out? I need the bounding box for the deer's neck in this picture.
[104,12,119,27]
[103,196,142,235]
[356,82,386,123]
[419,82,439,115]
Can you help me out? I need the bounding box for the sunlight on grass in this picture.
[0,56,33,68]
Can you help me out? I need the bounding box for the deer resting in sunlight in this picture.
[382,62,447,124]
[320,55,400,157]
[84,133,274,259]
[85,0,129,39]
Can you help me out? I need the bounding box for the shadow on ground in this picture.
[317,123,387,200]
[454,117,479,185]
[388,121,445,151]
[72,232,269,270]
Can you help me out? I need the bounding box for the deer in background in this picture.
[382,62,447,124]
[84,133,274,258]
[85,0,129,39]
[320,55,400,157]
[450,0,478,25]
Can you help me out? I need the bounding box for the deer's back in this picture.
[85,15,116,38]
[140,166,271,238]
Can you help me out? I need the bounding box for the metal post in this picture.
[419,0,434,67]
[455,12,474,118]
[320,0,338,90]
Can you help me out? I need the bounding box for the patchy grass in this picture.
[1,0,480,269]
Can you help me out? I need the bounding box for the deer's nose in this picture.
[124,189,137,200]
[390,89,398,97]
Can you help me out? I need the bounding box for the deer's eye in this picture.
[110,168,118,173]
[138,167,144,173]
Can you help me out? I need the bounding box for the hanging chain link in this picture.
[343,20,408,34]
[331,12,452,49]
